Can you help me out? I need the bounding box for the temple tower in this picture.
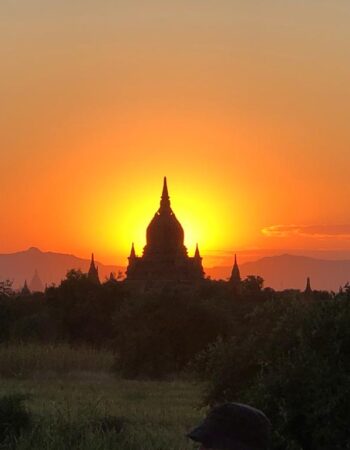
[21,280,31,296]
[126,177,204,284]
[304,276,313,298]
[88,253,100,285]
[29,269,44,292]
[230,254,242,294]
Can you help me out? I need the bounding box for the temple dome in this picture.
[144,177,186,257]
[146,209,185,251]
[126,177,204,283]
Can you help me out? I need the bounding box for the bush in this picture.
[0,394,31,446]
[193,297,350,450]
[113,292,232,378]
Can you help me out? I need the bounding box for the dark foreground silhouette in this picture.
[188,403,271,450]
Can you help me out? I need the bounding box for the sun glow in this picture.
[98,179,232,263]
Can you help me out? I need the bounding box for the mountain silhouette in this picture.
[1,249,350,291]
[0,247,123,289]
[206,254,350,291]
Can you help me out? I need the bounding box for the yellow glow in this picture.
[104,179,243,264]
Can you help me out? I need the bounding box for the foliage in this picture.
[0,343,114,378]
[0,378,201,450]
[0,394,31,446]
[192,295,350,449]
[45,269,126,345]
[113,291,233,378]
[0,272,273,377]
[0,280,14,298]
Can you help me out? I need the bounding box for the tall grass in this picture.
[0,344,202,448]
[0,343,114,378]
[1,378,202,450]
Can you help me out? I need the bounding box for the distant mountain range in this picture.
[207,254,350,291]
[1,248,350,292]
[0,247,123,290]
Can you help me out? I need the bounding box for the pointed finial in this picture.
[230,253,241,285]
[21,279,31,295]
[160,176,171,211]
[130,242,136,258]
[88,252,100,284]
[162,176,168,196]
[195,243,200,258]
[305,276,312,295]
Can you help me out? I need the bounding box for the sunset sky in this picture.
[1,1,350,267]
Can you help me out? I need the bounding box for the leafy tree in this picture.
[45,269,125,345]
[193,297,350,449]
[0,279,14,298]
[113,291,232,378]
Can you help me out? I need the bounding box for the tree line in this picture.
[1,271,350,449]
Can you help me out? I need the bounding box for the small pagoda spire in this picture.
[21,280,31,296]
[304,277,313,296]
[230,254,241,295]
[194,243,201,259]
[160,176,171,212]
[88,253,100,285]
[129,243,136,259]
[29,269,44,292]
[231,254,241,282]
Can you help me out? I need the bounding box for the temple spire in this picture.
[160,176,171,212]
[304,276,313,297]
[21,280,31,296]
[230,254,241,292]
[129,243,136,259]
[88,253,100,285]
[194,243,201,259]
[30,269,44,292]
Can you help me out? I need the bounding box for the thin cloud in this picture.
[262,225,350,240]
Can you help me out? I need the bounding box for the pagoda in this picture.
[126,177,204,284]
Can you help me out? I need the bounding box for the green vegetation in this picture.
[2,275,350,448]
[0,344,201,450]
[193,293,350,450]
[0,394,31,447]
[0,344,114,378]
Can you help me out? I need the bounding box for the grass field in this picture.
[0,344,203,449]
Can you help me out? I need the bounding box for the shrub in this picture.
[113,293,232,378]
[0,394,31,446]
[193,297,350,450]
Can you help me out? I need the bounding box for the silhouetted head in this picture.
[187,403,271,450]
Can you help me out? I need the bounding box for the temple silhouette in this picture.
[126,177,204,286]
[230,254,242,294]
[88,253,100,285]
[29,269,44,292]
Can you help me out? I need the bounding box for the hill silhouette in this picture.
[206,254,350,291]
[1,249,350,291]
[0,247,123,289]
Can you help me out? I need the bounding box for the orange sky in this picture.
[1,1,350,266]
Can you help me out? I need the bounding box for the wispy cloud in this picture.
[262,225,350,240]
